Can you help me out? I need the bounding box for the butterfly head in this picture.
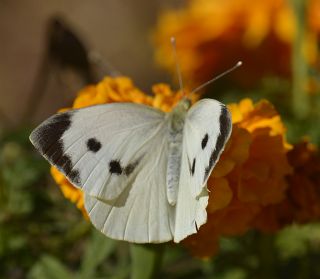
[170,97,191,117]
[180,97,192,110]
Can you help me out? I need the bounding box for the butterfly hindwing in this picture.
[84,130,175,243]
[173,99,232,242]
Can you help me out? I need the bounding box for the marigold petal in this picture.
[211,200,261,236]
[207,177,233,212]
[211,159,235,178]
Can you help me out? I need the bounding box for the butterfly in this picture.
[30,95,232,243]
[29,40,240,242]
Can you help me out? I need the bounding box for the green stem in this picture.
[258,234,276,279]
[130,244,165,279]
[291,0,309,118]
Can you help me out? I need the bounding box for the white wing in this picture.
[30,103,162,200]
[30,102,176,243]
[84,131,175,243]
[174,99,232,242]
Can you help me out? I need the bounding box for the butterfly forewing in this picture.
[173,99,232,242]
[30,103,165,201]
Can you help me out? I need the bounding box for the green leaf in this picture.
[28,255,72,279]
[276,224,320,259]
[79,230,117,279]
[130,244,164,279]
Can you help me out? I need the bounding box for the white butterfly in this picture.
[30,96,232,243]
[30,49,240,243]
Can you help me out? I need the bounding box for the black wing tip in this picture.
[29,111,81,186]
[29,111,74,153]
[220,104,232,136]
[203,104,233,183]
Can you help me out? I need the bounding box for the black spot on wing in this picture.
[30,112,81,185]
[109,158,141,176]
[109,160,123,175]
[201,133,209,149]
[191,158,196,176]
[124,164,135,176]
[124,160,140,176]
[203,105,231,182]
[87,138,101,152]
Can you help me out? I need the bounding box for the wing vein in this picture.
[87,197,100,216]
[123,193,139,240]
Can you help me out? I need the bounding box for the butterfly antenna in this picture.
[171,37,185,95]
[190,61,243,95]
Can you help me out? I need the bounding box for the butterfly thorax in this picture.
[166,97,191,206]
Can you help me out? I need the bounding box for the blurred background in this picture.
[0,0,177,127]
[1,0,320,278]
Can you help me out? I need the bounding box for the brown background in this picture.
[0,0,182,127]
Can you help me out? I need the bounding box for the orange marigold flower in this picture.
[51,77,293,258]
[153,0,320,88]
[73,77,197,112]
[253,140,320,233]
